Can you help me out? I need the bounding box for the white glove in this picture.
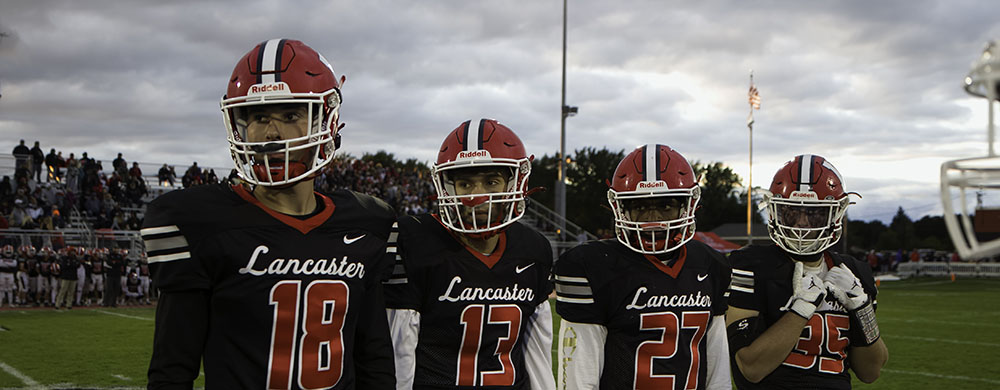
[824,263,881,345]
[782,261,826,319]
[823,264,868,311]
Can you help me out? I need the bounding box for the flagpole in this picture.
[747,71,755,245]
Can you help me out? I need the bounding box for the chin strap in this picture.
[524,186,545,197]
[462,228,504,240]
[252,161,308,188]
[788,251,823,262]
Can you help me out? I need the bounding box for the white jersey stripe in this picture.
[140,225,179,236]
[260,38,281,84]
[799,154,813,192]
[732,269,754,277]
[556,296,594,304]
[731,276,754,286]
[645,144,658,182]
[554,284,593,296]
[148,252,192,264]
[729,285,754,293]
[143,236,189,253]
[554,275,589,283]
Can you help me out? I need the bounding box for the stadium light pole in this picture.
[556,0,577,241]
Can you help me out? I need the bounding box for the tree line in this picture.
[355,148,954,252]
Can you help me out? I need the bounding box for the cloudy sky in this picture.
[1,0,998,223]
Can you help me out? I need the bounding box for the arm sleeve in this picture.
[553,249,604,325]
[147,290,209,390]
[383,221,421,310]
[141,199,209,293]
[386,308,420,390]
[726,252,760,311]
[705,314,732,390]
[557,320,606,390]
[352,283,396,389]
[523,302,556,390]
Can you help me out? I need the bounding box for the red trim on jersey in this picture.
[643,245,687,279]
[233,185,335,235]
[432,214,508,269]
[823,252,839,269]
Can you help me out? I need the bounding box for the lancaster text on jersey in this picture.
[625,286,712,310]
[437,276,536,303]
[238,245,366,278]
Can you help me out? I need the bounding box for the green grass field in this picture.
[1,278,998,389]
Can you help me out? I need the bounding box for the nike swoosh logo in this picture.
[515,263,534,273]
[343,234,366,245]
[697,274,708,282]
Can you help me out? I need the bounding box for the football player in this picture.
[137,257,151,304]
[554,144,732,390]
[144,39,396,389]
[24,247,38,306]
[15,246,32,306]
[36,248,53,306]
[726,155,888,389]
[0,245,16,307]
[384,119,556,389]
[90,248,106,305]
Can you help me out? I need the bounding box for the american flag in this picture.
[748,85,761,110]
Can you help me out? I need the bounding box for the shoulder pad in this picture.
[142,185,241,246]
[326,190,397,239]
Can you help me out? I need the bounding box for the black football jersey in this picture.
[26,258,38,277]
[38,260,51,276]
[143,184,396,390]
[727,244,878,390]
[554,239,731,390]
[384,214,553,389]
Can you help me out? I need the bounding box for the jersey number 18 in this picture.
[268,280,349,390]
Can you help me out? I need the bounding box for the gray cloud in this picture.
[1,0,999,223]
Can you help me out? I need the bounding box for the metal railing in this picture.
[522,198,598,253]
[897,261,1000,278]
[0,228,142,253]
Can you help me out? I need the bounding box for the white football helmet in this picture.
[941,40,1000,260]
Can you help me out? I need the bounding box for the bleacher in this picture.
[0,152,592,257]
[897,261,1000,278]
[0,153,230,256]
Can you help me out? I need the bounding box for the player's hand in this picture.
[782,261,826,319]
[823,263,868,311]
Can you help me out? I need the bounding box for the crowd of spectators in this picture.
[11,141,1000,277]
[4,140,149,233]
[4,142,439,238]
[315,155,436,216]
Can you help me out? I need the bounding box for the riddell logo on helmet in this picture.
[458,150,491,159]
[637,181,667,189]
[789,191,818,199]
[248,82,288,95]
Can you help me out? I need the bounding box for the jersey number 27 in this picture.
[635,311,710,389]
